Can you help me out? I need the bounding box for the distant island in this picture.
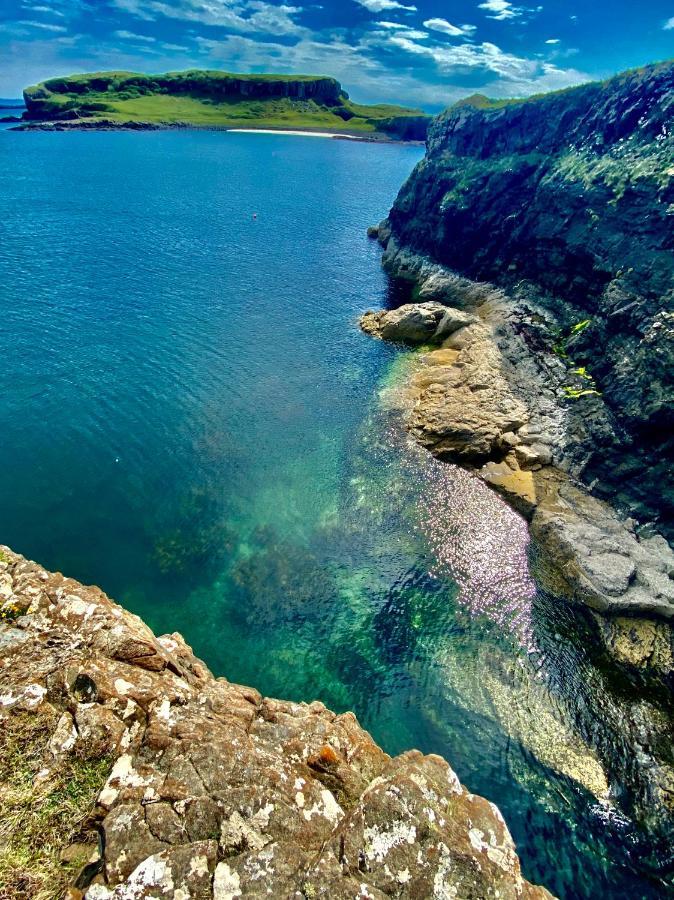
[20,70,432,140]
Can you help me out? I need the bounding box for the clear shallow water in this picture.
[0,131,669,898]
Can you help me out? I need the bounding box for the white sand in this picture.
[226,128,364,140]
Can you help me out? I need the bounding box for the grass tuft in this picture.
[0,710,111,900]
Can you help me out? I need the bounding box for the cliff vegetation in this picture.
[22,70,431,138]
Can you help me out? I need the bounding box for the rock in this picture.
[479,460,538,518]
[379,60,674,539]
[531,479,674,621]
[360,301,447,343]
[434,307,479,339]
[514,445,544,470]
[595,615,674,673]
[0,546,553,899]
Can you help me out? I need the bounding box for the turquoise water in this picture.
[0,131,669,898]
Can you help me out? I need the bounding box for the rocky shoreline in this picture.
[358,61,674,682]
[361,233,674,664]
[359,228,674,882]
[12,119,417,143]
[0,546,552,899]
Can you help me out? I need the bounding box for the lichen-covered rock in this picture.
[0,546,553,899]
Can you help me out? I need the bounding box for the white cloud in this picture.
[355,0,417,12]
[114,29,157,41]
[161,41,190,50]
[113,0,307,36]
[17,19,67,31]
[423,18,476,37]
[387,32,586,95]
[664,16,674,30]
[478,0,519,21]
[545,38,560,44]
[30,5,66,14]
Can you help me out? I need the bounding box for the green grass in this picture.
[0,710,111,900]
[23,69,429,135]
[553,136,673,200]
[100,94,384,130]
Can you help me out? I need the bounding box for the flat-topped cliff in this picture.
[21,70,431,139]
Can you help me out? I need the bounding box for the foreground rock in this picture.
[0,546,552,899]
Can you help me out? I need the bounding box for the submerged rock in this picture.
[0,546,553,899]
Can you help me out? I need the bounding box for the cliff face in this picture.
[0,546,552,899]
[385,62,674,532]
[23,72,345,118]
[21,70,431,139]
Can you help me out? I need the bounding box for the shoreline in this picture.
[359,225,674,855]
[364,226,674,632]
[12,118,425,144]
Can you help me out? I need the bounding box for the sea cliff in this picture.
[360,64,674,849]
[20,71,431,139]
[370,60,673,530]
[363,62,674,652]
[0,546,552,899]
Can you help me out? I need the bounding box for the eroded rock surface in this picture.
[0,546,553,899]
[359,298,674,635]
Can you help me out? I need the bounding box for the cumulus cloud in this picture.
[664,16,674,30]
[478,0,540,21]
[354,0,417,12]
[423,18,476,37]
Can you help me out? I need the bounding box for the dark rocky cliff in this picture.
[384,61,674,533]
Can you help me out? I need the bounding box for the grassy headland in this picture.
[22,70,431,139]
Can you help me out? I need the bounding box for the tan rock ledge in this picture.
[359,300,674,657]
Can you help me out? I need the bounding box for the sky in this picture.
[1,0,673,108]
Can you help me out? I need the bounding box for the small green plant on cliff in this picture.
[551,321,602,400]
[0,710,112,900]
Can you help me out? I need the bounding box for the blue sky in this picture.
[1,0,673,107]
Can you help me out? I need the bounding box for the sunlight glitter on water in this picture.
[395,432,540,656]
